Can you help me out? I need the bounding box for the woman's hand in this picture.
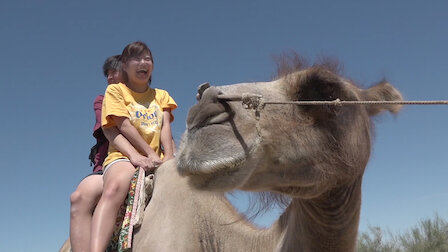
[147,153,163,172]
[129,153,161,172]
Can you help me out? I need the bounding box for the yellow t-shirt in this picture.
[101,83,177,167]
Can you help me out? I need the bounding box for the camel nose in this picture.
[187,86,228,130]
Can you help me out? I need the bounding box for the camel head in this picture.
[177,63,402,199]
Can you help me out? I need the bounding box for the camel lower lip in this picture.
[177,135,248,178]
[178,152,244,175]
[208,112,230,125]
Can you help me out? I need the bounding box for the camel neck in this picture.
[277,177,362,252]
[194,194,281,251]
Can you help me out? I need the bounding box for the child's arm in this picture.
[111,115,162,169]
[160,109,174,161]
[102,126,154,171]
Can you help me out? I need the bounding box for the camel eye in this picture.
[196,82,211,101]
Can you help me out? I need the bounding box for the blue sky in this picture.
[1,0,447,251]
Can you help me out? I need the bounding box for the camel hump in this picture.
[361,81,403,116]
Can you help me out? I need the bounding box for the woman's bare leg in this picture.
[90,161,136,252]
[70,174,103,252]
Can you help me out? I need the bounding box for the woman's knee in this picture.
[70,190,82,206]
[70,187,99,214]
[71,176,103,206]
[101,180,128,202]
[70,190,93,215]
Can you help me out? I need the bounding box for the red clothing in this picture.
[92,95,109,172]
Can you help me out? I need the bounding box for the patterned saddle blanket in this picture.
[107,168,154,252]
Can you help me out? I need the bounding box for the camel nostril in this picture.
[199,86,223,104]
[187,86,229,130]
[196,82,211,101]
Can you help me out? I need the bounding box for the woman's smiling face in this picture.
[124,52,153,85]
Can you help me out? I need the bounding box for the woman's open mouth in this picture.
[137,69,148,74]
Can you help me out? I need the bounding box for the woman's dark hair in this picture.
[102,55,121,77]
[121,41,153,64]
[121,41,153,83]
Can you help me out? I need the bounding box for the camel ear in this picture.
[361,81,403,116]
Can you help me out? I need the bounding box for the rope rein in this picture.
[217,93,448,111]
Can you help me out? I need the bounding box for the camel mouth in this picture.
[206,111,231,126]
[177,106,262,191]
[178,122,260,177]
[188,163,242,189]
[176,128,257,191]
[177,150,246,176]
[177,153,249,191]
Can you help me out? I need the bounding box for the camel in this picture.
[61,58,403,252]
[135,60,404,252]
